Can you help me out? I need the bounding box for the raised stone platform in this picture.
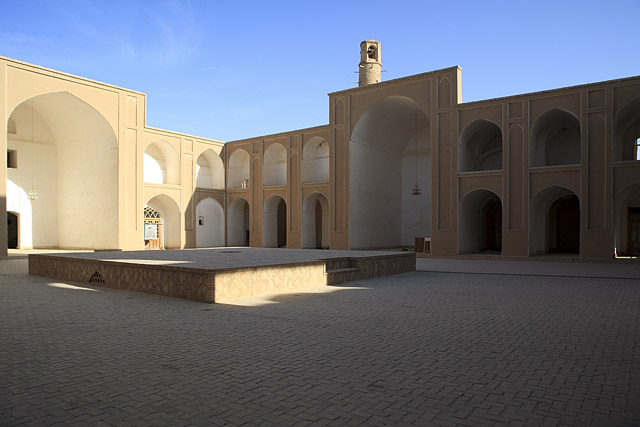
[28,248,415,303]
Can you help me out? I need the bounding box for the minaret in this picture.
[358,40,382,87]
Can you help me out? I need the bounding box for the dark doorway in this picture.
[549,195,580,253]
[315,200,323,249]
[7,212,18,249]
[277,199,287,248]
[482,195,502,252]
[629,208,640,256]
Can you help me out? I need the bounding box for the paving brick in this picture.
[1,256,639,426]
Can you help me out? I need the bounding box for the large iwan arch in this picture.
[349,96,431,249]
[5,91,118,249]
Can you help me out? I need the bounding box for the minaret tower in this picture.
[358,40,382,87]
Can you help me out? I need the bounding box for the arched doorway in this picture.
[613,182,640,257]
[349,96,431,249]
[7,212,19,249]
[144,206,163,250]
[530,186,580,256]
[5,92,118,249]
[263,196,286,248]
[195,198,225,248]
[145,194,181,249]
[302,193,329,249]
[548,195,580,253]
[228,198,250,246]
[458,190,502,254]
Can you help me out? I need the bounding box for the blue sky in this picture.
[1,0,639,141]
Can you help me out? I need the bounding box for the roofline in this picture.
[0,55,146,96]
[328,66,461,96]
[227,123,330,144]
[460,74,640,107]
[144,125,225,145]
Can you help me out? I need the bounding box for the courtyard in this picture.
[1,255,639,426]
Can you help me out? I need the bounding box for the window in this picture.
[7,150,17,169]
[636,137,640,160]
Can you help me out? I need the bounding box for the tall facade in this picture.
[3,42,640,260]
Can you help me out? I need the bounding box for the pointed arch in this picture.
[302,192,330,249]
[458,119,503,172]
[302,137,329,183]
[458,189,502,254]
[530,108,581,167]
[263,143,287,186]
[144,140,180,185]
[196,149,225,189]
[228,149,250,189]
[530,186,581,255]
[195,197,225,247]
[349,96,431,249]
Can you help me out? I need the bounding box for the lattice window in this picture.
[144,206,161,221]
[88,271,105,284]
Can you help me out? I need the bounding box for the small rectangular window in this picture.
[7,150,17,169]
[198,216,204,226]
[636,137,640,161]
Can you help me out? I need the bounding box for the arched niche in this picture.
[458,119,503,172]
[263,143,287,187]
[349,96,431,249]
[195,197,225,247]
[302,192,329,249]
[228,149,250,189]
[530,186,581,255]
[228,197,250,246]
[5,92,118,249]
[458,190,502,254]
[145,194,181,249]
[196,149,225,189]
[614,97,640,162]
[263,195,286,248]
[613,182,640,257]
[530,109,581,167]
[302,137,329,183]
[144,140,180,185]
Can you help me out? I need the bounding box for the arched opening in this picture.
[530,109,581,167]
[458,119,503,172]
[302,137,329,183]
[530,186,580,256]
[144,140,180,185]
[263,143,287,186]
[196,198,225,247]
[614,98,640,162]
[228,198,250,246]
[263,195,286,248]
[349,96,431,249]
[143,206,163,250]
[5,92,118,249]
[302,193,329,249]
[7,212,19,249]
[145,194,181,249]
[614,182,640,257]
[228,149,250,189]
[196,149,225,189]
[458,190,502,254]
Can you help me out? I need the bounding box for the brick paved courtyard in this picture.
[1,255,639,426]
